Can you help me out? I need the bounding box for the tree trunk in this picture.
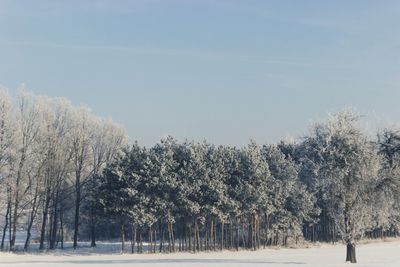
[120,222,125,253]
[25,182,40,251]
[220,221,224,251]
[235,218,239,251]
[1,199,10,251]
[139,230,143,253]
[24,206,37,251]
[89,200,96,248]
[167,222,172,253]
[153,228,157,253]
[210,219,214,251]
[10,151,26,251]
[90,221,96,247]
[194,219,198,253]
[39,187,51,250]
[50,196,59,249]
[346,243,357,263]
[73,173,81,250]
[188,223,191,252]
[159,222,164,253]
[130,224,136,254]
[60,206,64,249]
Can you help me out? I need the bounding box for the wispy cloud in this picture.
[0,0,159,16]
[0,40,357,70]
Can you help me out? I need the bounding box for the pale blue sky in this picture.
[1,1,400,146]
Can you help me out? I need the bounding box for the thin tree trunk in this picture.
[73,173,81,250]
[159,222,164,253]
[24,201,38,251]
[90,200,96,248]
[60,206,64,249]
[8,203,12,249]
[235,218,239,251]
[194,219,198,253]
[1,199,10,251]
[242,223,247,248]
[90,220,96,247]
[130,224,136,254]
[221,221,224,251]
[210,219,214,251]
[205,220,209,251]
[50,194,59,249]
[10,152,26,251]
[25,180,40,251]
[171,223,175,252]
[120,222,125,253]
[39,186,51,250]
[139,230,143,253]
[230,220,233,249]
[153,227,157,253]
[167,222,172,253]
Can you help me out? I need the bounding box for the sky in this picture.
[1,0,400,146]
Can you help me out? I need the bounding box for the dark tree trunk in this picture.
[50,196,59,249]
[25,182,40,251]
[1,199,10,251]
[171,222,175,252]
[73,174,81,250]
[235,219,239,251]
[346,243,357,263]
[139,230,143,253]
[11,152,26,251]
[60,206,64,249]
[24,211,36,251]
[8,204,11,249]
[188,223,192,252]
[39,187,51,250]
[167,222,172,252]
[153,227,157,253]
[120,222,125,253]
[194,219,198,253]
[210,219,214,251]
[90,202,97,247]
[130,224,136,254]
[90,222,96,247]
[221,221,224,251]
[159,222,164,253]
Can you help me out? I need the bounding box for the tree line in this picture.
[0,90,128,251]
[1,90,400,263]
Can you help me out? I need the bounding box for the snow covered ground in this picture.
[0,240,399,267]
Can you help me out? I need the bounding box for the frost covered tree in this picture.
[377,129,400,235]
[9,91,42,251]
[69,107,94,249]
[238,141,271,250]
[262,144,317,247]
[0,89,15,251]
[0,90,14,176]
[70,107,128,249]
[151,136,181,252]
[85,117,128,247]
[302,110,381,263]
[35,96,74,250]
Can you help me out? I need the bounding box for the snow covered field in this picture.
[1,240,399,267]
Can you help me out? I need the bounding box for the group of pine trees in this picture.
[1,90,400,263]
[99,138,316,254]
